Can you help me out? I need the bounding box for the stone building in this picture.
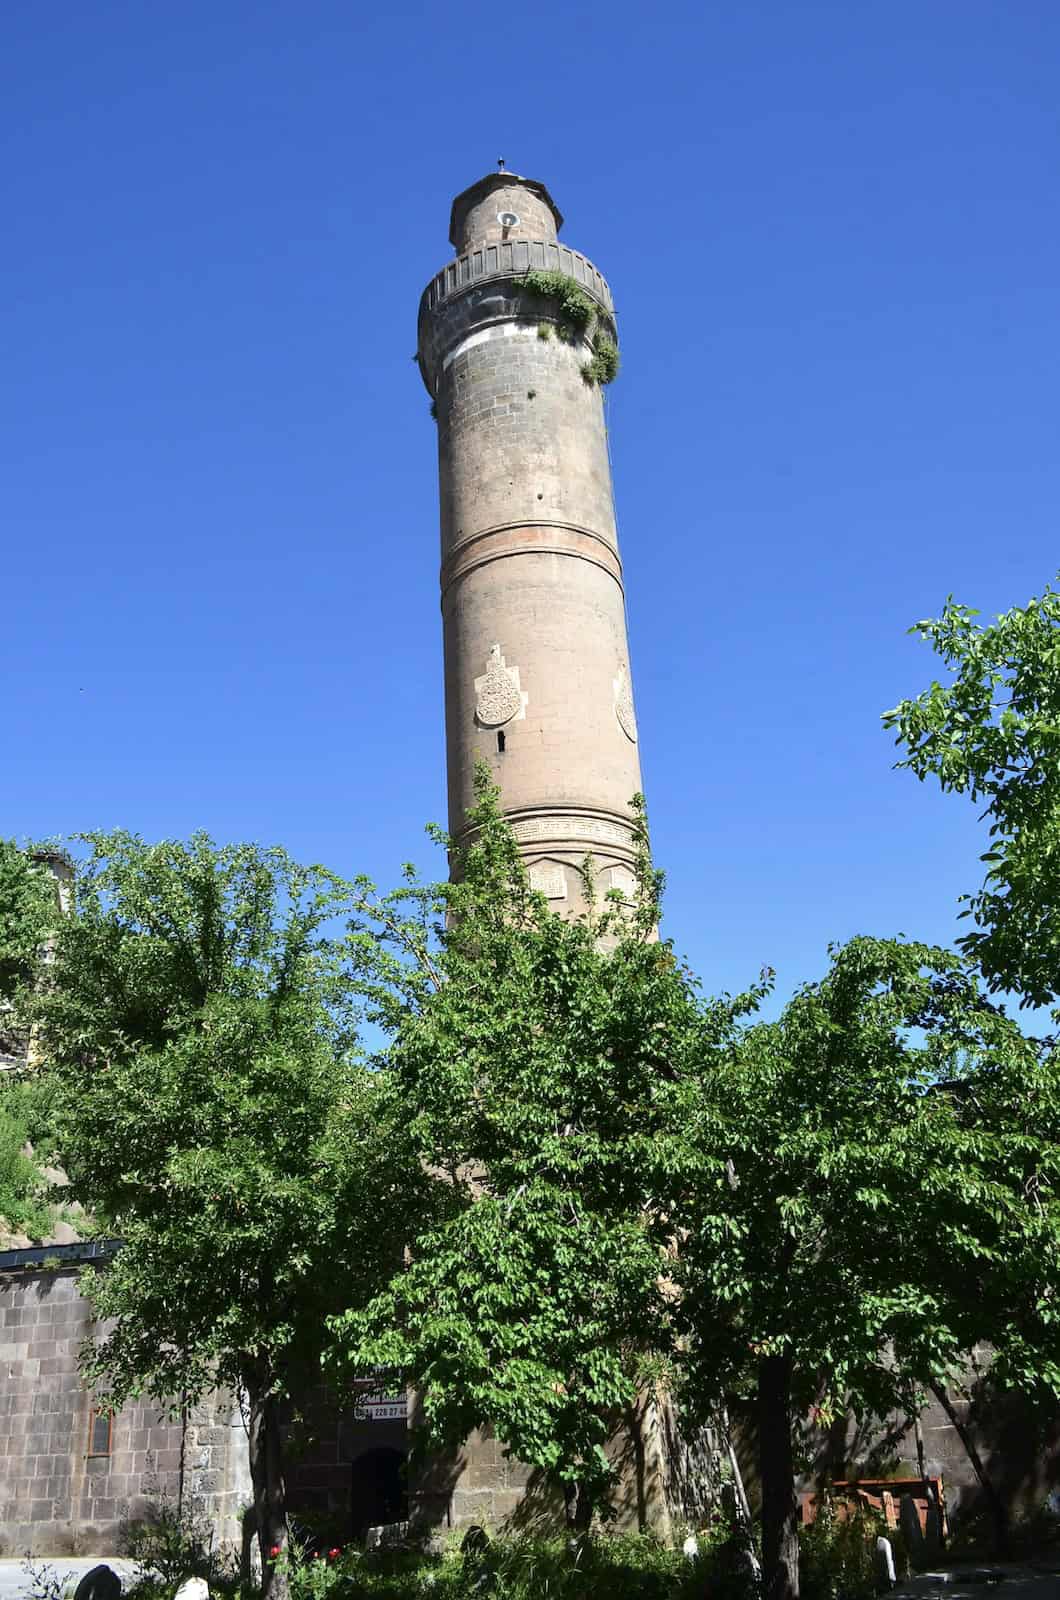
[3,169,1055,1557]
[420,169,643,915]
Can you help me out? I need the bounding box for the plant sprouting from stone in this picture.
[583,332,620,388]
[521,270,620,386]
[521,269,596,332]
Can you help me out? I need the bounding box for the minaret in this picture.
[418,170,643,914]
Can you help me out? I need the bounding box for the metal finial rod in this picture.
[497,156,506,170]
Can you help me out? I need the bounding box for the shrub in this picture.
[120,1487,236,1590]
[274,1530,759,1599]
[800,1507,889,1600]
[20,1559,66,1600]
[1012,1496,1060,1552]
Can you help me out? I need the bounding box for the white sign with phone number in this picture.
[353,1385,407,1422]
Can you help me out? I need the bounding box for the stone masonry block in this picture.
[449,1489,496,1526]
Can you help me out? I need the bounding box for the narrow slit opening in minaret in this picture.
[497,731,506,753]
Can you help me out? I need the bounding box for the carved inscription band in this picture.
[510,815,633,848]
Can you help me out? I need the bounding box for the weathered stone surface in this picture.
[0,1257,252,1557]
[172,1577,210,1600]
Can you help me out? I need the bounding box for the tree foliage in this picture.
[0,1074,53,1240]
[332,777,1060,1582]
[674,936,1060,1409]
[12,722,1059,1599]
[333,778,751,1527]
[0,839,56,1047]
[34,831,433,1592]
[0,840,61,1239]
[884,582,1060,1007]
[668,935,1060,1597]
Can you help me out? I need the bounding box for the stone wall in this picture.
[408,1393,696,1540]
[8,1250,1055,1554]
[1,1260,178,1555]
[0,1255,247,1557]
[794,1384,1060,1526]
[0,1252,419,1555]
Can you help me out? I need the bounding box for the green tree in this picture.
[333,780,748,1530]
[0,841,61,1240]
[668,936,1060,1600]
[884,580,1060,1007]
[34,832,432,1596]
[0,839,56,1050]
[0,1074,53,1240]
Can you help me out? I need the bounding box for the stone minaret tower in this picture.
[417,170,643,914]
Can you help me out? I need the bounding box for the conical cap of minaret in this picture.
[449,171,563,253]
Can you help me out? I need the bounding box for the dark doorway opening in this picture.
[350,1446,408,1540]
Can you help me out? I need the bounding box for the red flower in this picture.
[328,1548,341,1561]
[268,1546,281,1559]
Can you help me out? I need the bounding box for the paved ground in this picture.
[895,1562,1060,1600]
[0,1559,136,1600]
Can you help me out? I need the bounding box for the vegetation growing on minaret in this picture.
[521,269,620,386]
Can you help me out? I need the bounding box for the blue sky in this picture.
[3,1,1058,1011]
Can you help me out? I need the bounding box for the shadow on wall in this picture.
[407,1439,467,1534]
[968,1381,1060,1522]
[505,1471,566,1535]
[797,1383,1060,1527]
[407,1401,696,1539]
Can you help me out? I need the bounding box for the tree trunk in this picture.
[563,1480,594,1532]
[928,1381,1008,1558]
[758,1353,800,1600]
[247,1380,289,1600]
[913,1409,926,1482]
[626,1399,648,1534]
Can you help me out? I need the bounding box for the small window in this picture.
[87,1407,112,1457]
[497,731,506,753]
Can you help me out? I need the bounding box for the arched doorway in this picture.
[350,1446,408,1540]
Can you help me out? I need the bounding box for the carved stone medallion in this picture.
[613,663,638,743]
[475,643,525,728]
[528,862,567,901]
